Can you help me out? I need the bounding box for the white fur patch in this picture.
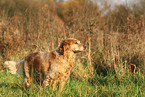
[4,61,17,74]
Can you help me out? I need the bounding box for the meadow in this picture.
[0,0,145,96]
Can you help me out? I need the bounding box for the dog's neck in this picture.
[64,50,75,58]
[57,49,76,67]
[56,49,75,57]
[64,50,76,67]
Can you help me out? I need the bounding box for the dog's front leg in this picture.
[58,72,70,92]
[43,72,56,91]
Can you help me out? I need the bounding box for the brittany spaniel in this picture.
[4,38,85,92]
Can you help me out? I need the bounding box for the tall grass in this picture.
[0,0,145,96]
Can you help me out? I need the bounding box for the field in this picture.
[0,0,145,96]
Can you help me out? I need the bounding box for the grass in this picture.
[0,71,144,97]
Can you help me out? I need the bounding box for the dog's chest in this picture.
[57,55,75,73]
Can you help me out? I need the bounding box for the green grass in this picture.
[0,71,144,97]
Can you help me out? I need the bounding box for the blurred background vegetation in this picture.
[0,0,145,81]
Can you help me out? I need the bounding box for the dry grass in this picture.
[0,0,145,80]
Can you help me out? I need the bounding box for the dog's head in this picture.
[59,38,85,55]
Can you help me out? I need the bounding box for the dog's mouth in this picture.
[72,45,85,53]
[73,50,84,53]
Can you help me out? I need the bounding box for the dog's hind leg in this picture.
[24,61,31,89]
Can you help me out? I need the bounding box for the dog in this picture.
[4,38,85,92]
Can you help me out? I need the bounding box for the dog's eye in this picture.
[75,42,78,44]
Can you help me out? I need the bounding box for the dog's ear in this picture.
[59,40,65,55]
[59,40,69,55]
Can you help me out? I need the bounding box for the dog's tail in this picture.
[4,60,24,75]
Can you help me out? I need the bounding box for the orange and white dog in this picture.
[4,38,85,92]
